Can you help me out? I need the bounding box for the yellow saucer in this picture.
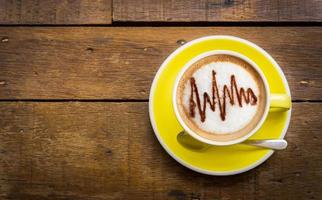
[149,36,291,175]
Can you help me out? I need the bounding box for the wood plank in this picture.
[0,27,321,100]
[0,0,111,24]
[0,102,321,199]
[113,0,322,22]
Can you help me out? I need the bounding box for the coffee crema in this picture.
[176,54,267,142]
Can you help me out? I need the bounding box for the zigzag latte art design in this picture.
[189,70,258,122]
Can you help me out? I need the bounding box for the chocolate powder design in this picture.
[189,70,258,122]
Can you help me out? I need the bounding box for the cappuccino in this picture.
[176,54,267,142]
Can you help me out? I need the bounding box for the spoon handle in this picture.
[243,139,288,150]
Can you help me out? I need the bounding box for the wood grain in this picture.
[0,102,321,199]
[113,0,322,22]
[0,27,321,100]
[0,0,111,24]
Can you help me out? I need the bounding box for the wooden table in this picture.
[0,1,321,199]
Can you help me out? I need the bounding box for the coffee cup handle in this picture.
[269,93,291,112]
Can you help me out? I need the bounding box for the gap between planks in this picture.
[0,21,322,27]
[0,99,320,103]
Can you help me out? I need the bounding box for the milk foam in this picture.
[182,61,260,134]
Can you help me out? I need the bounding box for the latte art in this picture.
[176,54,267,142]
[189,70,258,122]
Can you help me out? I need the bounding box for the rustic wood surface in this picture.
[0,1,321,200]
[0,103,321,200]
[113,0,322,22]
[0,0,112,24]
[0,27,321,100]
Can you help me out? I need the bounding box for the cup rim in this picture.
[172,50,271,146]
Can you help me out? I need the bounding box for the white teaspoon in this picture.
[177,131,288,151]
